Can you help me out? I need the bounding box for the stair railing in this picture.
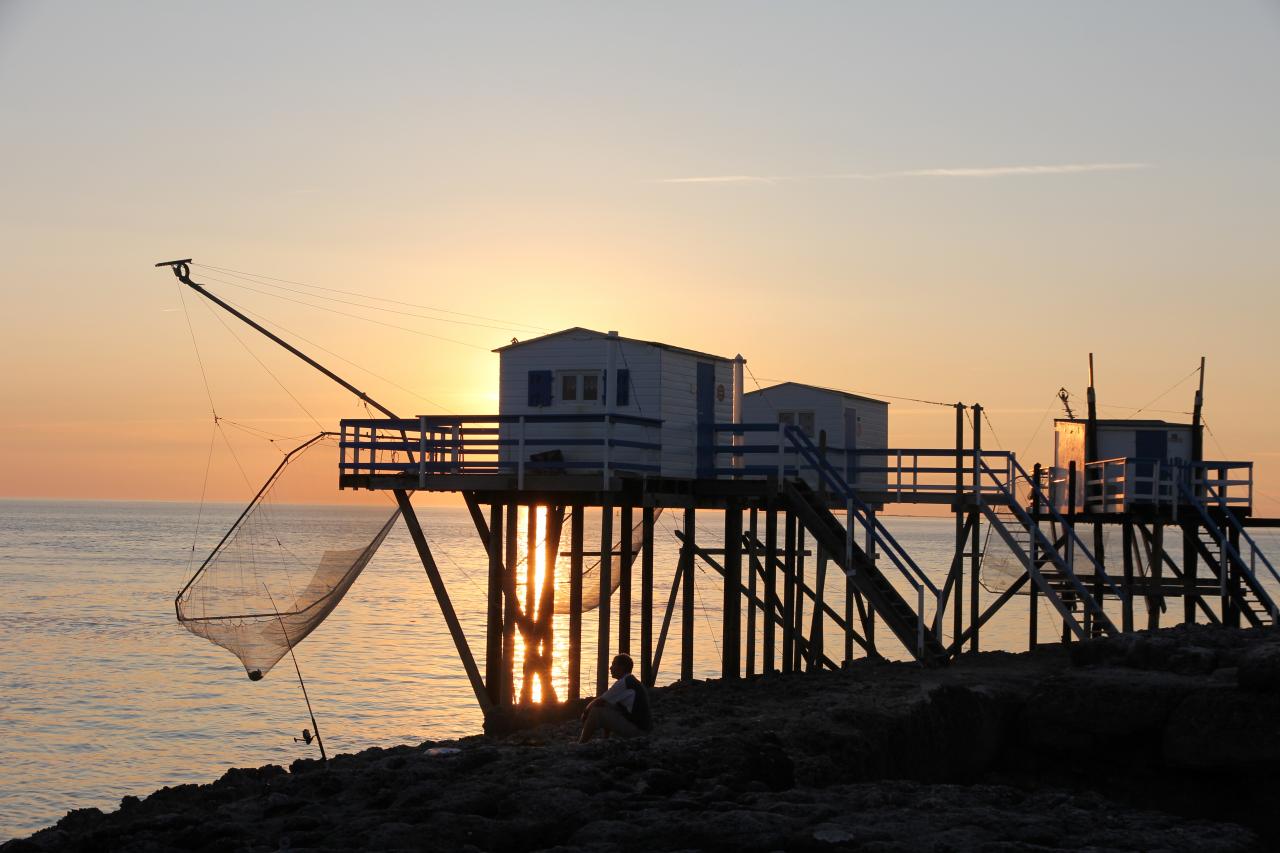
[1176,477,1280,622]
[783,425,939,655]
[979,456,1127,617]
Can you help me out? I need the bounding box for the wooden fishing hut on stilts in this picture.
[156,262,1279,731]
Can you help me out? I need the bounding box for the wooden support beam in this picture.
[568,505,584,700]
[683,534,839,670]
[680,507,696,682]
[782,511,796,673]
[948,572,1031,657]
[722,502,742,680]
[1122,520,1135,632]
[731,532,871,655]
[1138,523,1220,626]
[521,505,538,704]
[502,503,518,705]
[1148,521,1164,631]
[1183,523,1198,625]
[651,545,683,686]
[969,507,981,653]
[619,503,633,655]
[485,502,504,702]
[534,507,563,703]
[746,507,758,677]
[1090,521,1106,637]
[794,526,806,671]
[808,548,827,671]
[393,490,492,715]
[641,504,655,685]
[597,503,614,695]
[763,502,778,673]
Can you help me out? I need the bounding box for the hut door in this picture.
[1134,430,1168,498]
[696,362,716,478]
[843,408,859,486]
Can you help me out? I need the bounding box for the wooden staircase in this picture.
[784,479,949,666]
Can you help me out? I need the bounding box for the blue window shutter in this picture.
[616,369,630,406]
[527,370,553,407]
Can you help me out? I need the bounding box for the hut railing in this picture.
[339,414,663,488]
[1081,458,1252,513]
[711,423,1013,499]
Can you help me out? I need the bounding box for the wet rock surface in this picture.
[5,626,1278,852]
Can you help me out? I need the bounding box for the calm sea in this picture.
[3,499,1277,840]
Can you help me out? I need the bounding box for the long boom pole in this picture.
[156,259,399,420]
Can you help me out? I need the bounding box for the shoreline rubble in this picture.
[4,624,1278,852]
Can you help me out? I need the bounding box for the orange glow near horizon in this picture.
[514,506,565,704]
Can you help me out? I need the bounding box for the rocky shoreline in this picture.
[5,625,1279,852]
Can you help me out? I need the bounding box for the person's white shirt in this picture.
[598,675,636,713]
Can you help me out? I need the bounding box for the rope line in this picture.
[194,294,326,433]
[192,261,549,333]
[1127,364,1204,418]
[195,271,490,352]
[196,266,536,335]
[750,374,954,408]
[219,294,455,414]
[175,281,218,418]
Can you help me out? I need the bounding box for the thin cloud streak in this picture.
[659,162,1153,184]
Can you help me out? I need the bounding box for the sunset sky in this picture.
[2,2,1278,511]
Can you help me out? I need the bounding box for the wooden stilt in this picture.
[794,526,806,671]
[502,503,519,705]
[1122,520,1135,632]
[536,506,561,702]
[1183,523,1198,625]
[568,505,584,700]
[680,506,696,682]
[641,504,655,685]
[809,547,827,671]
[1149,521,1164,631]
[619,503,633,656]
[746,507,758,677]
[764,502,778,672]
[651,557,684,685]
[723,501,742,679]
[782,510,796,673]
[597,503,614,695]
[486,502,504,703]
[521,504,538,703]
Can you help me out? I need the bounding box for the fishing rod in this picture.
[265,585,328,764]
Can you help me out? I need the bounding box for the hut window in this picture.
[557,371,603,404]
[527,370,553,407]
[778,410,816,436]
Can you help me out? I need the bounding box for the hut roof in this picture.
[745,381,887,407]
[493,327,734,363]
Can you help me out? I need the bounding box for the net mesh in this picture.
[176,434,400,680]
[556,507,661,613]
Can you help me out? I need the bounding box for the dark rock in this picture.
[1237,643,1280,692]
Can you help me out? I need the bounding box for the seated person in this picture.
[578,653,651,742]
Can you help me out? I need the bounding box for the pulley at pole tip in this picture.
[155,258,194,281]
